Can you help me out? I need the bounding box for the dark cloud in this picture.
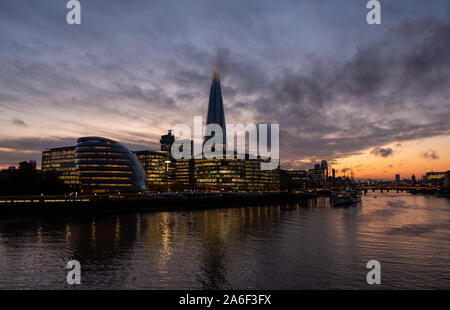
[371,147,394,158]
[12,118,27,127]
[0,137,76,151]
[421,150,439,160]
[241,16,450,166]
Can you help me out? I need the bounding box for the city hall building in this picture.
[42,137,146,193]
[75,137,146,193]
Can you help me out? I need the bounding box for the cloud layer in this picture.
[0,1,449,170]
[371,148,394,158]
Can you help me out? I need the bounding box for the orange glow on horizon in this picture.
[326,135,450,180]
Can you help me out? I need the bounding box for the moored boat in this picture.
[331,188,362,206]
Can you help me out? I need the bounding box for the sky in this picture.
[0,0,449,179]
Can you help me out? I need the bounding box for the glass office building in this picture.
[75,137,146,193]
[195,158,246,191]
[245,158,280,192]
[41,146,80,188]
[134,150,172,191]
[193,156,279,192]
[174,159,195,191]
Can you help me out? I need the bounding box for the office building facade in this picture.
[193,156,279,192]
[134,150,173,191]
[174,158,195,190]
[41,146,79,188]
[75,137,146,193]
[160,130,175,152]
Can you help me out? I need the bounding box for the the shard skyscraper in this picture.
[204,66,227,147]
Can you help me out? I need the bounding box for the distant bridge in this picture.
[360,186,438,192]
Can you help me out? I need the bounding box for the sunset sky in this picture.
[0,0,449,180]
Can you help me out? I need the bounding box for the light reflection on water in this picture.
[0,192,449,289]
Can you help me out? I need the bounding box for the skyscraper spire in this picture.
[204,66,226,147]
[212,65,220,82]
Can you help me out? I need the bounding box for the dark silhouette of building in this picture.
[204,66,226,147]
[280,169,308,191]
[0,160,68,195]
[308,167,326,188]
[444,171,450,188]
[160,130,175,152]
[19,160,36,171]
[321,160,328,183]
[423,171,446,186]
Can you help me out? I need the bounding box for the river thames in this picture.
[0,192,449,289]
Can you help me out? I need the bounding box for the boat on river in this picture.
[331,188,362,206]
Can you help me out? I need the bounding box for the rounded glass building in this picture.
[75,137,146,193]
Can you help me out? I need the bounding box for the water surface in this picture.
[0,192,449,289]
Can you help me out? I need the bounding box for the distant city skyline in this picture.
[0,0,449,179]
